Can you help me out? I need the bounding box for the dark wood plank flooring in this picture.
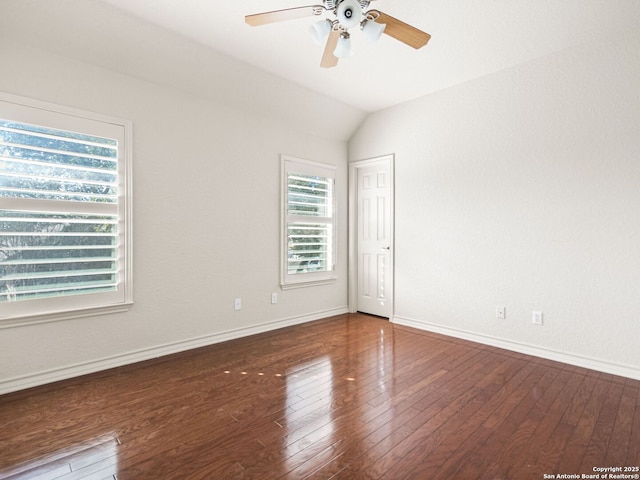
[0,313,638,479]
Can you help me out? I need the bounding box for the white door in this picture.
[355,157,393,318]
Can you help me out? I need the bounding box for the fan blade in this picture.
[245,5,325,26]
[320,29,340,68]
[370,10,431,49]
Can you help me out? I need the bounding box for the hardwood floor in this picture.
[0,313,638,479]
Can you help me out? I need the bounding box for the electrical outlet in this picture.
[496,306,506,320]
[532,311,543,325]
[234,298,242,311]
[271,293,278,304]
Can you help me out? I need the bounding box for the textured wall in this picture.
[349,27,640,377]
[0,40,351,392]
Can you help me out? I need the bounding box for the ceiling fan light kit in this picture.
[334,32,353,58]
[245,0,431,68]
[361,18,386,42]
[310,19,333,45]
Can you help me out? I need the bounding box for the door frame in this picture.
[348,154,395,317]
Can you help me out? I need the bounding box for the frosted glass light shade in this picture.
[333,34,353,58]
[362,19,386,42]
[310,19,332,46]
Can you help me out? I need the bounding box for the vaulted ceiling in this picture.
[2,1,639,140]
[97,0,640,112]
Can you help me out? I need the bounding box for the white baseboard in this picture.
[0,307,349,395]
[393,315,640,381]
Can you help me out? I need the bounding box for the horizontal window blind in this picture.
[287,222,333,274]
[0,119,120,304]
[282,155,336,288]
[0,121,118,202]
[287,174,332,217]
[287,172,333,275]
[0,211,118,302]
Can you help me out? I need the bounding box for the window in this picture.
[0,92,132,325]
[281,155,336,289]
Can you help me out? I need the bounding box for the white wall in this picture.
[349,27,640,379]
[0,37,353,393]
[2,1,638,392]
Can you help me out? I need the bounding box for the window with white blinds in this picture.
[282,156,336,288]
[0,93,132,325]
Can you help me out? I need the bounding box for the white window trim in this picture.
[281,155,337,290]
[0,92,133,328]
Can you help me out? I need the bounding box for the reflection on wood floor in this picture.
[1,313,638,479]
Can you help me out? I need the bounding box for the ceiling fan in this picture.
[245,0,431,68]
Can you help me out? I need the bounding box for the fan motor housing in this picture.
[336,0,363,29]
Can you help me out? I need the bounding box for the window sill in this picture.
[280,277,337,290]
[0,302,134,330]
